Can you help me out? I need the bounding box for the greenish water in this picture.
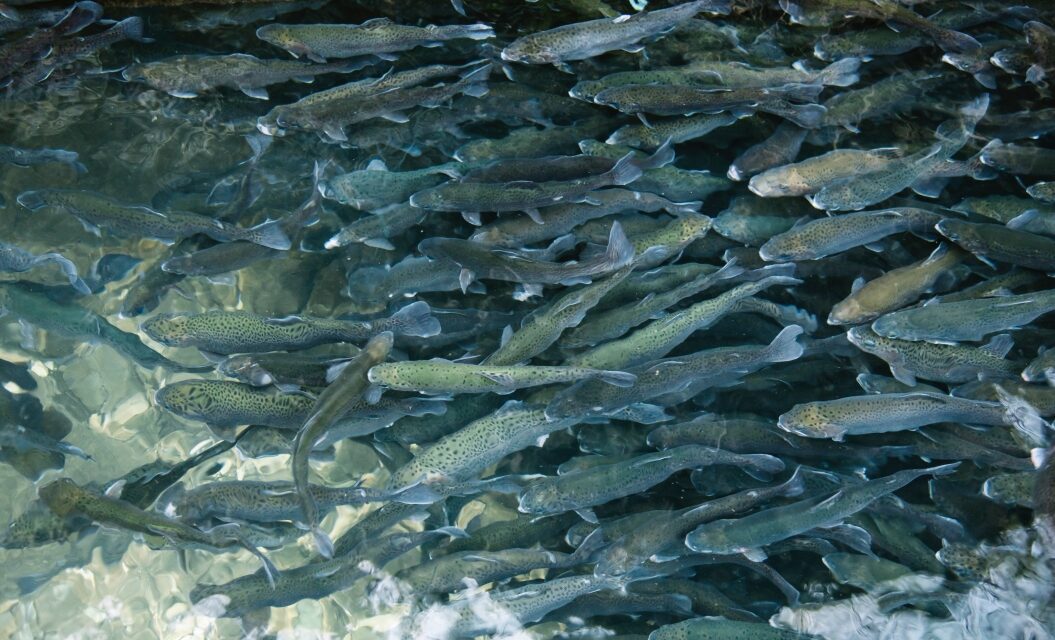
[1,1,1054,639]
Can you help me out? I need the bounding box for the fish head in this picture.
[777,403,844,440]
[255,24,308,56]
[500,41,557,65]
[592,87,635,111]
[568,80,603,102]
[141,313,192,346]
[154,382,212,419]
[407,187,446,211]
[516,482,560,515]
[845,326,881,353]
[38,478,82,516]
[827,298,864,326]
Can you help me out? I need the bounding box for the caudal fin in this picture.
[388,300,441,338]
[606,152,645,186]
[602,221,635,270]
[636,138,675,171]
[246,219,291,250]
[765,325,806,363]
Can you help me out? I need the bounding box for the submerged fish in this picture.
[871,289,1055,343]
[518,445,783,519]
[501,0,731,65]
[257,19,494,62]
[16,190,290,250]
[367,359,635,396]
[0,242,88,294]
[777,392,1013,441]
[122,54,372,99]
[685,463,959,560]
[0,144,85,172]
[142,301,438,355]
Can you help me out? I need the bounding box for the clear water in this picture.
[1,1,1054,639]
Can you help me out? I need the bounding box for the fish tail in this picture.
[636,138,675,171]
[606,152,645,186]
[388,300,441,338]
[691,0,732,16]
[456,63,492,98]
[814,56,861,87]
[115,16,149,43]
[313,527,335,559]
[40,253,91,295]
[246,219,292,250]
[765,325,805,363]
[602,221,635,268]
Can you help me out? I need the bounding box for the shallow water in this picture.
[1,1,1054,639]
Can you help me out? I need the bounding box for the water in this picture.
[1,1,1054,638]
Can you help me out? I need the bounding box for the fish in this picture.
[590,469,806,577]
[847,326,1019,386]
[547,325,805,419]
[871,289,1055,344]
[385,401,581,491]
[685,463,959,560]
[142,301,439,355]
[937,218,1055,272]
[366,359,636,396]
[291,332,392,555]
[749,147,906,198]
[0,422,90,461]
[163,480,390,525]
[257,19,494,62]
[518,445,784,520]
[191,528,457,618]
[122,54,373,100]
[0,144,85,172]
[0,282,204,372]
[561,259,744,348]
[828,243,966,325]
[579,139,733,202]
[781,0,980,53]
[806,95,989,211]
[483,265,631,366]
[321,158,462,213]
[16,189,290,250]
[409,142,674,219]
[0,242,89,294]
[470,188,700,248]
[608,112,744,150]
[594,82,827,129]
[777,392,1014,441]
[257,63,491,141]
[758,207,944,262]
[0,1,102,80]
[566,275,801,370]
[419,220,634,290]
[405,573,635,639]
[500,0,731,65]
[392,545,585,596]
[39,478,276,582]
